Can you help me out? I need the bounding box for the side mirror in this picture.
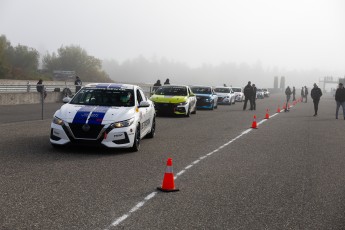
[138,101,150,108]
[62,97,71,103]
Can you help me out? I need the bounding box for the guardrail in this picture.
[0,84,154,97]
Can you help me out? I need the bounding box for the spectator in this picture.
[304,86,308,103]
[75,76,82,93]
[164,78,170,85]
[252,83,257,110]
[285,86,292,112]
[36,79,47,99]
[335,82,345,119]
[243,81,253,110]
[311,83,322,116]
[292,86,296,101]
[301,87,305,102]
[153,79,161,92]
[26,81,31,92]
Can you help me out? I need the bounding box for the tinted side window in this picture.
[136,89,143,104]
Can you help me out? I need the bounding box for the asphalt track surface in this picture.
[1,93,345,229]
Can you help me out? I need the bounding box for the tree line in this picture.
[0,35,111,82]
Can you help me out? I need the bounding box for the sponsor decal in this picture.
[114,133,125,140]
[87,106,111,125]
[72,106,96,124]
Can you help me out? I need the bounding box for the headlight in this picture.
[53,117,64,125]
[112,117,135,128]
[178,101,187,106]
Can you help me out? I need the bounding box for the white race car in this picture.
[50,83,156,151]
[214,86,236,105]
[232,87,244,102]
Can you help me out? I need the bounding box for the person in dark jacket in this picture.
[152,79,161,92]
[311,83,322,116]
[285,86,292,112]
[243,81,253,110]
[74,76,82,93]
[292,86,296,101]
[164,78,170,85]
[301,87,305,102]
[335,82,345,119]
[304,86,308,103]
[252,84,257,110]
[36,79,47,99]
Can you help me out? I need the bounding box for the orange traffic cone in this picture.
[157,158,179,192]
[283,104,286,110]
[251,115,258,129]
[277,105,281,113]
[265,109,270,119]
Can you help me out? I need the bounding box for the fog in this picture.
[1,0,345,88]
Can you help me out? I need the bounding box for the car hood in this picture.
[54,104,136,125]
[215,92,231,97]
[195,93,212,98]
[150,95,188,103]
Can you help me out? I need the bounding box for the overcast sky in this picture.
[1,0,345,77]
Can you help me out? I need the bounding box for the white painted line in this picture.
[129,201,145,213]
[105,108,284,229]
[185,165,193,170]
[176,170,186,177]
[192,160,200,164]
[109,214,129,228]
[144,192,157,201]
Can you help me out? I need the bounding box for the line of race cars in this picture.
[50,83,269,152]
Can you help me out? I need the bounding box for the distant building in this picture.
[274,76,279,89]
[280,76,285,90]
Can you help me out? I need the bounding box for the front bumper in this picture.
[50,122,136,148]
[217,97,231,104]
[153,102,188,115]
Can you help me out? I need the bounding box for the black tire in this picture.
[210,102,214,110]
[146,117,155,138]
[130,124,141,152]
[191,105,196,114]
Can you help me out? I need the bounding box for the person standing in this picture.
[164,78,170,85]
[335,82,345,119]
[310,83,322,116]
[243,81,253,110]
[292,86,296,101]
[285,86,292,112]
[75,76,82,93]
[252,83,257,110]
[152,79,161,92]
[304,86,308,103]
[36,79,47,99]
[301,87,305,102]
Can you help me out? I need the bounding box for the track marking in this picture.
[105,109,285,229]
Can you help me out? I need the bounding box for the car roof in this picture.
[159,85,188,88]
[84,83,135,90]
[214,86,231,88]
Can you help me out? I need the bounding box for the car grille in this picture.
[154,102,176,113]
[68,123,104,139]
[196,97,211,106]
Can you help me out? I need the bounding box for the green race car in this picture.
[150,85,197,116]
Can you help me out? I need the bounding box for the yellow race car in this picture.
[150,85,197,116]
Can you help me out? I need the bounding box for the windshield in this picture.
[263,89,267,92]
[214,88,230,93]
[257,89,263,92]
[191,87,212,94]
[70,88,135,107]
[232,88,242,92]
[155,86,188,96]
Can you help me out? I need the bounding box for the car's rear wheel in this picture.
[130,124,141,152]
[146,117,155,138]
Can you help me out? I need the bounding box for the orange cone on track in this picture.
[157,158,179,192]
[251,115,258,129]
[265,109,270,119]
[277,105,281,113]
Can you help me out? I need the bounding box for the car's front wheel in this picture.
[146,117,155,138]
[130,124,141,152]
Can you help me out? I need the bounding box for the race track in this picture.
[1,93,345,229]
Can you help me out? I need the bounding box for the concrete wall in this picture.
[0,92,63,105]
